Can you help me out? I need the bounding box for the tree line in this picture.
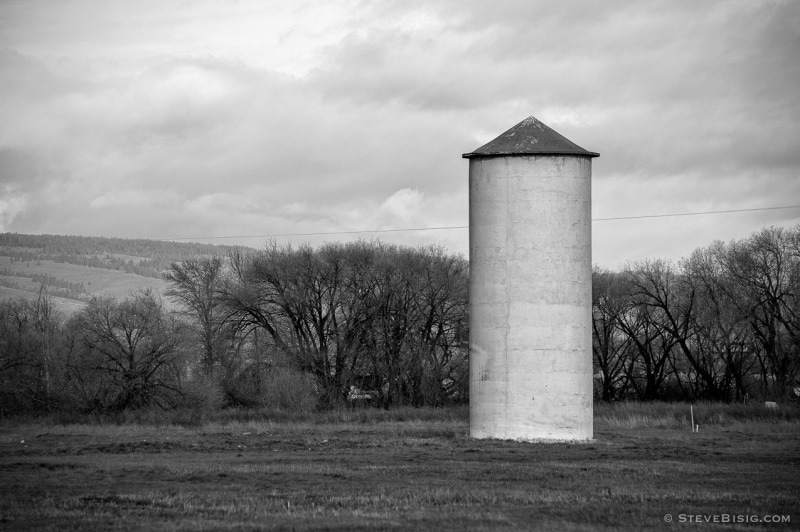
[1,226,798,416]
[0,241,469,415]
[166,241,470,408]
[594,225,799,401]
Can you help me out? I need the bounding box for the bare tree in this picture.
[164,256,230,373]
[0,285,62,414]
[224,242,368,404]
[682,244,757,401]
[224,246,292,354]
[418,249,469,405]
[723,226,800,397]
[72,290,186,411]
[220,240,470,407]
[592,268,634,401]
[626,259,726,399]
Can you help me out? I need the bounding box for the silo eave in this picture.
[463,116,599,159]
[462,150,600,159]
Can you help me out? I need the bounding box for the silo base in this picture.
[469,399,593,441]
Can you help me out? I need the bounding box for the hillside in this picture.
[0,233,251,314]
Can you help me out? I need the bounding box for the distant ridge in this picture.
[0,232,252,275]
[0,233,255,312]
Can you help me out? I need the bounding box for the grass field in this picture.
[1,403,798,531]
[0,286,87,316]
[0,256,167,300]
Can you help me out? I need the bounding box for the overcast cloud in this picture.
[1,0,798,267]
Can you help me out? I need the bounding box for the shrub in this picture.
[179,370,225,412]
[259,367,318,412]
[221,363,319,412]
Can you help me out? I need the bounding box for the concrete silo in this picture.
[464,116,598,441]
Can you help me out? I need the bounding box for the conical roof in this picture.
[462,116,599,158]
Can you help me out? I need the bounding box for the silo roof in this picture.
[462,116,599,158]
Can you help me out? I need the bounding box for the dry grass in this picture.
[1,403,798,530]
[595,400,800,430]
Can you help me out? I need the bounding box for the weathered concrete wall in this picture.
[469,155,593,440]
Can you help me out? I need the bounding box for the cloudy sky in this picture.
[1,0,798,268]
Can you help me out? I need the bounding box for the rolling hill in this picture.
[0,233,250,315]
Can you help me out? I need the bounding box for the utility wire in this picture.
[593,205,800,221]
[157,204,800,241]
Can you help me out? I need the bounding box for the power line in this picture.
[157,204,800,241]
[184,226,466,239]
[156,226,467,241]
[593,205,800,221]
